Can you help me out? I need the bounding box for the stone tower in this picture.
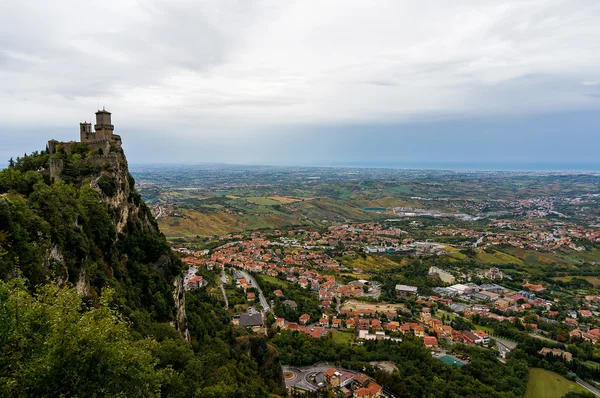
[80,122,93,143]
[94,108,114,141]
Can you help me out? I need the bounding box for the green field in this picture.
[331,330,355,345]
[475,249,524,266]
[524,368,588,398]
[243,197,281,205]
[338,255,404,271]
[552,276,600,288]
[257,274,289,289]
[446,252,467,261]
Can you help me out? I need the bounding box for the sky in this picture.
[1,0,600,170]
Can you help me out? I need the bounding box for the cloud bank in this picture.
[1,0,600,166]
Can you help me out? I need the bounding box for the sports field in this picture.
[524,368,588,398]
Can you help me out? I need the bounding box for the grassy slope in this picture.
[524,368,588,398]
[475,249,524,266]
[331,330,355,345]
[257,275,289,289]
[338,255,404,271]
[158,195,382,237]
[552,276,600,288]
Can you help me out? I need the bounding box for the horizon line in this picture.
[127,161,600,174]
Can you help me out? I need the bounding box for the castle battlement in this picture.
[48,108,121,155]
[47,109,123,181]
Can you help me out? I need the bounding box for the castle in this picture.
[47,108,122,155]
[47,109,123,181]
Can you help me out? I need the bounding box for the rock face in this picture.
[89,153,139,235]
[173,275,190,341]
[2,113,188,339]
[87,149,189,339]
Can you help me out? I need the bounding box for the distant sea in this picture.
[319,162,600,172]
[128,161,600,173]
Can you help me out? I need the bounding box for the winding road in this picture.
[240,270,271,312]
[282,363,333,392]
[219,284,229,309]
[575,377,600,397]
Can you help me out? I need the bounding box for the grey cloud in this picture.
[1,0,600,160]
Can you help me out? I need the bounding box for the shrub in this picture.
[97,174,118,197]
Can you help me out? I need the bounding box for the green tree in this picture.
[0,280,162,397]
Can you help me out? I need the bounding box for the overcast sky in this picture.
[1,0,600,169]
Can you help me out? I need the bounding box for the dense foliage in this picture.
[1,151,286,397]
[257,274,321,322]
[0,153,179,323]
[0,280,286,397]
[0,280,162,397]
[272,330,529,398]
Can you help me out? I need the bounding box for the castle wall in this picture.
[84,139,111,154]
[86,154,121,169]
[48,140,57,154]
[49,159,64,182]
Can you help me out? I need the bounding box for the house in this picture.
[565,318,578,327]
[324,368,339,386]
[462,330,482,345]
[299,313,311,325]
[274,289,284,297]
[359,319,370,330]
[324,368,354,387]
[425,318,443,329]
[413,325,425,338]
[275,317,285,328]
[371,319,382,330]
[385,311,397,321]
[354,382,383,398]
[352,373,372,387]
[239,312,264,333]
[582,332,599,344]
[187,275,203,290]
[385,321,400,332]
[452,329,464,342]
[522,283,546,293]
[424,336,438,348]
[578,309,593,318]
[474,330,490,344]
[346,319,356,329]
[539,347,573,362]
[569,329,582,339]
[247,292,256,301]
[395,284,418,298]
[332,318,342,328]
[319,317,329,327]
[358,329,377,341]
[282,300,298,310]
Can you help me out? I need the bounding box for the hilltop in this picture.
[0,111,285,397]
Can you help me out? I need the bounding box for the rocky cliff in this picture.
[0,143,188,338]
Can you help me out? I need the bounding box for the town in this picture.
[172,216,600,397]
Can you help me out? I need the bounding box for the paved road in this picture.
[240,271,271,312]
[492,336,518,350]
[220,271,229,284]
[282,363,334,392]
[437,309,518,349]
[529,332,560,345]
[576,377,600,397]
[219,285,229,309]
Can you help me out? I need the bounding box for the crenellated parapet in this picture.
[48,108,121,156]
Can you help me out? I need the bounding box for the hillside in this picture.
[0,118,285,397]
[0,145,185,330]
